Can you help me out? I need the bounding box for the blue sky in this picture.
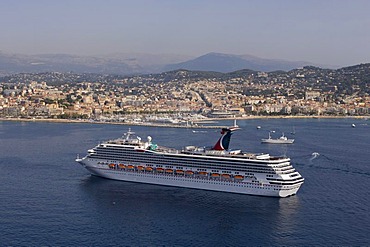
[1,0,369,66]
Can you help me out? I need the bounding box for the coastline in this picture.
[0,117,226,129]
[0,115,367,128]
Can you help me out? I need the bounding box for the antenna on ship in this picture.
[233,118,238,128]
[124,128,135,141]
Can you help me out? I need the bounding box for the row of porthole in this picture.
[104,170,294,192]
[106,172,269,188]
[105,168,287,190]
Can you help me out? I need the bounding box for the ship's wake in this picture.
[292,152,370,178]
[310,152,320,161]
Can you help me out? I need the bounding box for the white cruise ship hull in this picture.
[78,159,302,198]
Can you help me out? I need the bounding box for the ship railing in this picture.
[156,146,179,154]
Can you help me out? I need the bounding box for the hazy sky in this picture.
[1,0,369,66]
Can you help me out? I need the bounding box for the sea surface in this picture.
[0,118,369,246]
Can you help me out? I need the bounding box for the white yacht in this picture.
[261,132,295,144]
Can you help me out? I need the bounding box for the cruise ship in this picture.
[76,127,304,197]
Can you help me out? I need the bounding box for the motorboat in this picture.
[261,132,294,144]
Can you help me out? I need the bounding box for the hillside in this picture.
[2,64,369,95]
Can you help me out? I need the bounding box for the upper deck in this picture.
[100,140,289,164]
[97,128,290,164]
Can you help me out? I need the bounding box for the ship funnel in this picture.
[212,126,239,151]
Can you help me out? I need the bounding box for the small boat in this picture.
[192,130,207,133]
[127,165,135,169]
[256,126,261,129]
[221,174,231,179]
[234,175,244,180]
[137,166,144,171]
[109,163,116,169]
[145,167,153,172]
[175,170,184,174]
[352,124,356,128]
[118,164,126,169]
[198,171,208,176]
[261,132,294,144]
[156,168,164,172]
[211,173,220,178]
[185,170,194,175]
[165,169,173,173]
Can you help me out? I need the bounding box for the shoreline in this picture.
[0,115,367,128]
[0,117,227,129]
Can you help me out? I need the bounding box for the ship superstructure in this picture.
[76,127,304,197]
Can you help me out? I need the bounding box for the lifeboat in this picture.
[234,175,244,180]
[145,167,153,172]
[108,163,115,169]
[175,170,184,174]
[118,164,126,169]
[211,173,220,178]
[221,174,231,179]
[156,168,164,173]
[198,171,208,176]
[185,170,194,175]
[165,169,173,173]
[137,166,144,171]
[127,165,135,170]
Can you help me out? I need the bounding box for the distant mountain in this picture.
[164,52,320,72]
[0,52,192,76]
[0,51,331,77]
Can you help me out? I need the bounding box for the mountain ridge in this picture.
[164,52,325,73]
[0,51,337,76]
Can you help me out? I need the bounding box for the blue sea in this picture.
[0,118,369,246]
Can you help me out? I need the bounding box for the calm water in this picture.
[0,118,369,246]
